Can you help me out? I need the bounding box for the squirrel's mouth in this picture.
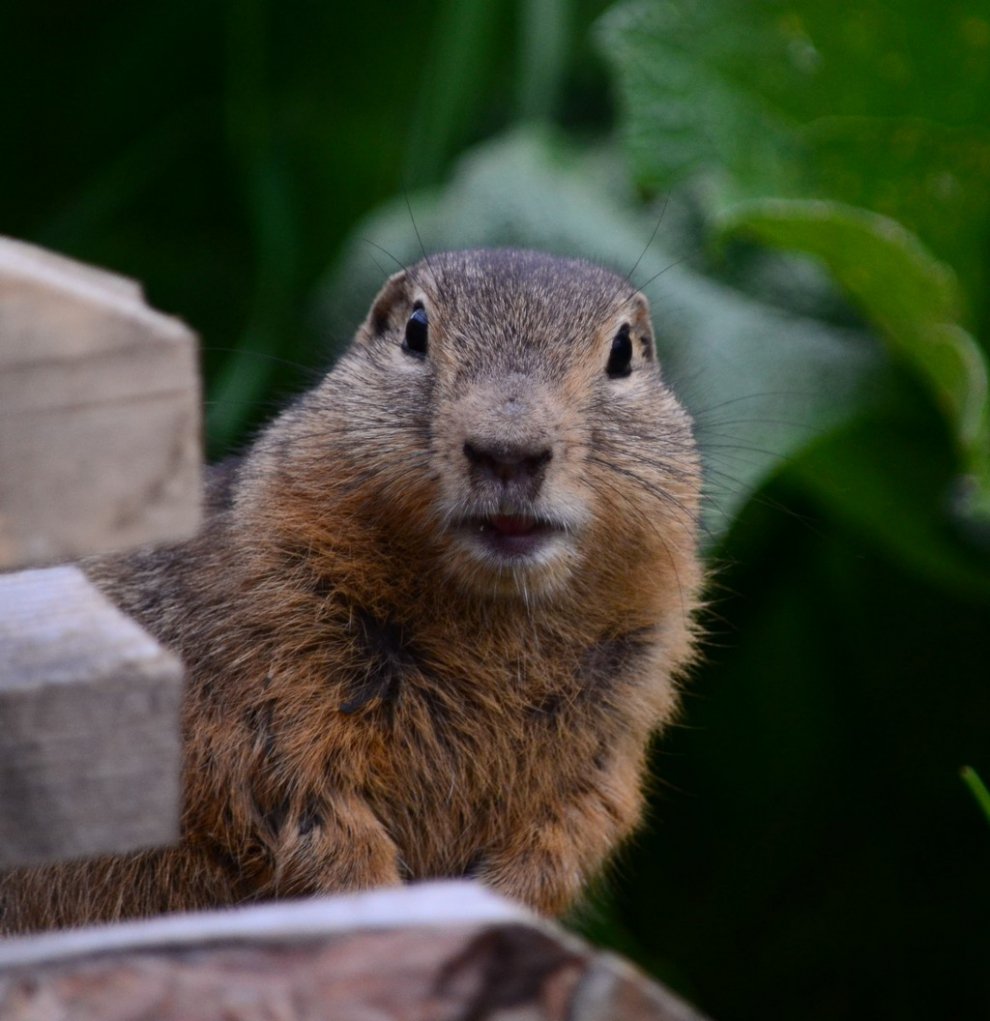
[461,513,564,560]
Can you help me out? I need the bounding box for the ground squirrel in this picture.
[0,248,703,932]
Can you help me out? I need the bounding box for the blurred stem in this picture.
[212,0,298,454]
[961,767,990,826]
[517,0,569,122]
[404,0,502,189]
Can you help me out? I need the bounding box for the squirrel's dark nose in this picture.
[463,439,553,486]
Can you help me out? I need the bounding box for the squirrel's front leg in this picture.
[476,754,646,916]
[245,791,403,899]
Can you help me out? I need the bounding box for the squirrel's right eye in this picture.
[402,305,429,357]
[606,323,633,379]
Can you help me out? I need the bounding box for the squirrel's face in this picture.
[332,249,699,601]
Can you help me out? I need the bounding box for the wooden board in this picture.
[0,566,182,866]
[0,236,201,569]
[0,883,712,1020]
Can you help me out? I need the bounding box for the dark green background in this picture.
[2,2,988,1018]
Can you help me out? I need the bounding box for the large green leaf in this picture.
[597,0,990,187]
[794,119,990,308]
[316,130,887,543]
[719,199,990,521]
[594,0,796,199]
[596,0,990,320]
[598,0,990,529]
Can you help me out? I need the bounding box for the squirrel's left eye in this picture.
[403,304,429,357]
[606,324,633,378]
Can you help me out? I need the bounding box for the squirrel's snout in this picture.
[463,438,553,489]
[447,372,566,511]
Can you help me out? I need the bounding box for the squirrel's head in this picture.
[314,249,700,602]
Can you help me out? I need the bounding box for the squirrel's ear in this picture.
[628,291,657,361]
[357,270,410,344]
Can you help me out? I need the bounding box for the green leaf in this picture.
[718,199,990,521]
[596,1,990,327]
[316,129,888,543]
[595,0,797,197]
[597,0,990,190]
[793,119,990,308]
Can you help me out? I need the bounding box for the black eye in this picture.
[403,304,428,357]
[606,324,633,378]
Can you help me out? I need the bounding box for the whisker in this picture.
[360,238,408,275]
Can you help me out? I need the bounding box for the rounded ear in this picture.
[628,291,657,361]
[356,269,409,345]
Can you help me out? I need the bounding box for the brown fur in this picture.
[0,249,702,933]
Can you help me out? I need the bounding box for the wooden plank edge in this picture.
[0,882,527,969]
[0,236,194,351]
[0,236,142,303]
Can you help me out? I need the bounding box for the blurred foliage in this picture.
[718,199,990,520]
[2,1,989,1018]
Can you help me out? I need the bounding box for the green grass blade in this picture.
[961,767,990,826]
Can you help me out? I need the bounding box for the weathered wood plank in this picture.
[0,883,712,1020]
[0,236,201,569]
[0,566,182,866]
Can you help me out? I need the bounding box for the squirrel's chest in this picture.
[344,625,658,873]
[339,615,658,769]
